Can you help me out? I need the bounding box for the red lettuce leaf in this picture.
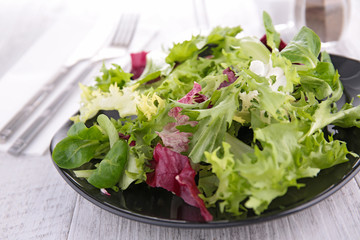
[130,51,148,79]
[119,133,136,146]
[178,82,204,104]
[260,34,287,51]
[193,93,208,103]
[146,144,213,222]
[157,82,205,153]
[218,67,238,89]
[157,120,196,153]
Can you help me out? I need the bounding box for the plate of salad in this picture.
[50,13,360,227]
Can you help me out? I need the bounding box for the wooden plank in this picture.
[286,178,360,240]
[67,196,121,240]
[64,175,360,240]
[0,153,77,239]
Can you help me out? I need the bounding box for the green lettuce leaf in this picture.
[297,53,338,100]
[95,63,133,92]
[206,26,242,45]
[262,11,280,51]
[281,26,321,68]
[182,79,242,163]
[87,139,128,189]
[74,84,139,122]
[52,122,109,169]
[203,122,354,215]
[165,36,202,65]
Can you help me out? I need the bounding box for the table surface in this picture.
[1,0,360,239]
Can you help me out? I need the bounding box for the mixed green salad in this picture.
[52,13,360,221]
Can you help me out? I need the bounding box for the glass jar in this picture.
[295,0,351,46]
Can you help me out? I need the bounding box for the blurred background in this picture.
[0,0,262,79]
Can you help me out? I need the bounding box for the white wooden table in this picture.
[1,0,360,239]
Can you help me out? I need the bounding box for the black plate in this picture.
[50,54,360,228]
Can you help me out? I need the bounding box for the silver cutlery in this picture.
[8,13,139,155]
[0,13,139,144]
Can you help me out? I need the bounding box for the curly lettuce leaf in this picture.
[203,122,354,215]
[74,84,139,122]
[165,36,202,65]
[136,93,165,121]
[206,26,242,45]
[165,25,242,65]
[95,63,133,92]
[243,70,294,124]
[182,79,241,163]
[157,82,201,153]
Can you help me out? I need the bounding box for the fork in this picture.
[7,13,139,155]
[0,13,139,144]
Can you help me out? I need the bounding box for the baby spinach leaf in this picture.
[68,122,104,140]
[88,139,128,188]
[52,122,107,169]
[52,138,101,169]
